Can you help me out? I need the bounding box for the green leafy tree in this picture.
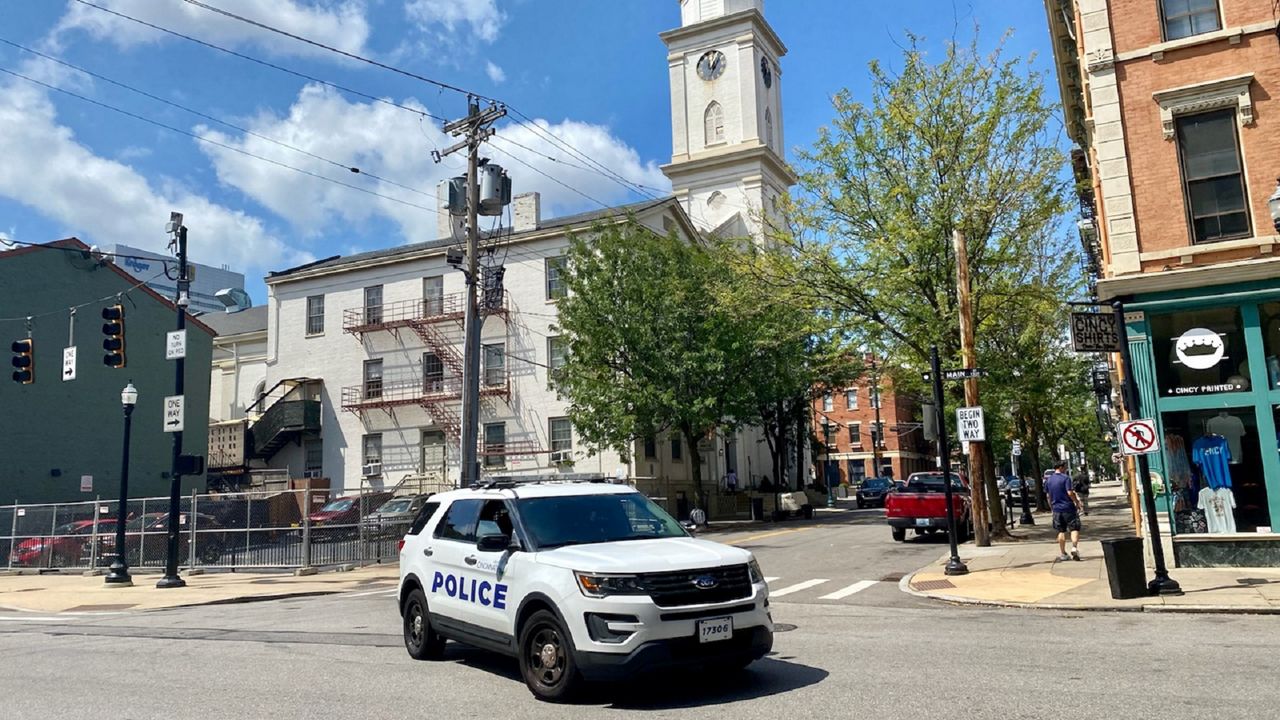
[553,218,760,506]
[751,33,1075,539]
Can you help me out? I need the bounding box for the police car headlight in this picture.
[748,558,764,584]
[575,572,648,598]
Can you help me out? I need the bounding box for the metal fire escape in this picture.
[341,293,539,458]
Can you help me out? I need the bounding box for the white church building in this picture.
[247,0,800,517]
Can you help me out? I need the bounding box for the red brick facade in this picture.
[812,373,930,485]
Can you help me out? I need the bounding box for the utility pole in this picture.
[931,345,967,576]
[953,229,996,546]
[437,98,506,488]
[158,213,189,589]
[870,357,884,479]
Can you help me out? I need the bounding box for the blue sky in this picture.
[0,1,1058,303]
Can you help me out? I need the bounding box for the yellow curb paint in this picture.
[726,527,814,546]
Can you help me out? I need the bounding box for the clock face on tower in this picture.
[761,57,773,88]
[697,50,726,81]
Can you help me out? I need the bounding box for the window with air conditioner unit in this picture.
[361,463,382,477]
[362,433,382,476]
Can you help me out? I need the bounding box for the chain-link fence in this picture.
[1,487,428,572]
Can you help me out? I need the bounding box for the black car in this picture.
[856,477,894,508]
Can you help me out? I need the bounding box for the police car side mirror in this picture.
[477,534,512,553]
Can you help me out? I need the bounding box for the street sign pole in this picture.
[1111,300,1180,595]
[158,216,188,590]
[931,345,967,576]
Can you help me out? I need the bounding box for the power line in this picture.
[68,0,448,123]
[75,0,662,216]
[179,0,494,103]
[490,134,661,201]
[488,141,614,211]
[0,37,436,203]
[0,66,442,216]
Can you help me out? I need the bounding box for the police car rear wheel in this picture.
[403,588,444,660]
[519,610,581,702]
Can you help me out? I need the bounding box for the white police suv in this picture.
[397,479,772,701]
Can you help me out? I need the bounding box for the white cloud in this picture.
[485,61,506,84]
[405,0,505,44]
[193,84,670,243]
[52,0,372,58]
[0,67,307,276]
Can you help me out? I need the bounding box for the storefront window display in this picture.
[1258,302,1280,390]
[1150,307,1251,397]
[1161,408,1272,534]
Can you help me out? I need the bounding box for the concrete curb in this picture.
[897,567,1280,616]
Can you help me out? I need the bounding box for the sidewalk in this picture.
[0,564,398,614]
[904,483,1280,613]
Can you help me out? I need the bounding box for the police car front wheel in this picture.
[402,588,445,660]
[518,609,582,702]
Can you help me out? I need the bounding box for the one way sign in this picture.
[163,395,185,433]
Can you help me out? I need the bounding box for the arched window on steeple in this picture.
[704,101,725,146]
[764,107,773,148]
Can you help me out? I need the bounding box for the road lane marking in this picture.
[764,576,780,583]
[818,580,877,600]
[770,579,829,597]
[345,588,399,598]
[726,527,814,546]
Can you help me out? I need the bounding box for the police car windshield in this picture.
[515,493,686,550]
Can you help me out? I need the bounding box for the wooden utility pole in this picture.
[438,98,506,488]
[953,229,1000,545]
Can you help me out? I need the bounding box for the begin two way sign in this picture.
[956,406,986,443]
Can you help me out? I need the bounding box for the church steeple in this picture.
[661,0,796,238]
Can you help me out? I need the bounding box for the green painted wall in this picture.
[0,244,212,503]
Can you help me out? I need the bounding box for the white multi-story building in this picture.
[253,0,799,510]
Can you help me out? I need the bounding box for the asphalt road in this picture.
[2,509,1277,719]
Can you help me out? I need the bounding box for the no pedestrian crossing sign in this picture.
[1118,419,1159,456]
[956,406,985,443]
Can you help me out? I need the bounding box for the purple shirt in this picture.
[1045,472,1075,513]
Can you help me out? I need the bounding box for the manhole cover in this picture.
[880,572,905,583]
[912,579,956,591]
[773,623,797,633]
[64,604,135,612]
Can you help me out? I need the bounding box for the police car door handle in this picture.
[423,548,433,557]
[464,555,478,566]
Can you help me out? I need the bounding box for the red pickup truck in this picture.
[884,472,971,542]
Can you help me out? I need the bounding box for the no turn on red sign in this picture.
[1118,419,1159,456]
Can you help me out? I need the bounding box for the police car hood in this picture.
[534,537,749,573]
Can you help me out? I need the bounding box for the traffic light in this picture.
[11,338,34,384]
[102,304,126,368]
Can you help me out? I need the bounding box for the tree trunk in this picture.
[1026,414,1049,512]
[794,408,807,490]
[683,426,705,511]
[982,448,1010,538]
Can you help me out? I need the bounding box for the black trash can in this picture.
[1101,537,1147,599]
[750,497,765,522]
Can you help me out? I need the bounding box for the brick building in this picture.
[1047,1,1280,565]
[812,367,930,486]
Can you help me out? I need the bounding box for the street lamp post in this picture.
[105,382,137,587]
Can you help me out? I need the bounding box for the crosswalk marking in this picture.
[818,580,877,600]
[770,578,829,596]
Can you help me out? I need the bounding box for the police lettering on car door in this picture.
[430,571,509,609]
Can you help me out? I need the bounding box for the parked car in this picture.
[308,492,396,527]
[855,477,894,508]
[363,493,433,536]
[9,519,116,567]
[95,512,229,565]
[884,472,971,542]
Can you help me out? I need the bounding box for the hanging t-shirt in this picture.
[1216,487,1237,533]
[1198,487,1234,533]
[1205,414,1246,463]
[1192,435,1233,489]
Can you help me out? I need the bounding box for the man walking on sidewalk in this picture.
[1045,461,1083,561]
